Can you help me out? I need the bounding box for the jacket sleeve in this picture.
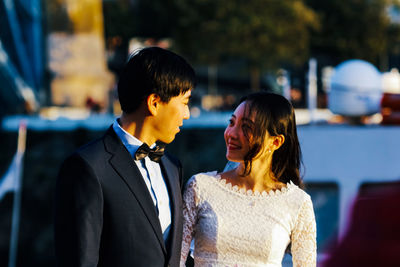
[54,154,103,267]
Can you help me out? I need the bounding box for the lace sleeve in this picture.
[291,196,317,267]
[180,177,199,267]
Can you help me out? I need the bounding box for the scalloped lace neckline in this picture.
[213,172,293,197]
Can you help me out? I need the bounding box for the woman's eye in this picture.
[228,119,234,126]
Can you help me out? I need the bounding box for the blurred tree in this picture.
[102,0,136,73]
[387,21,400,68]
[132,0,178,39]
[171,0,318,90]
[103,0,136,43]
[102,0,178,73]
[384,2,400,70]
[306,0,399,70]
[45,0,73,33]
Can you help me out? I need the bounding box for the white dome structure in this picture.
[329,59,383,116]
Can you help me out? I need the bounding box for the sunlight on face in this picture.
[155,90,191,144]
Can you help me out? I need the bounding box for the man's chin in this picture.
[160,136,176,144]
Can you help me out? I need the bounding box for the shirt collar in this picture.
[113,118,153,157]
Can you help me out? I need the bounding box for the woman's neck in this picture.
[224,160,285,192]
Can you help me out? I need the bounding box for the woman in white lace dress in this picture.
[180,92,316,267]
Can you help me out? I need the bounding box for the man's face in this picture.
[154,90,191,144]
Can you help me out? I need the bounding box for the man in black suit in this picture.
[54,47,196,267]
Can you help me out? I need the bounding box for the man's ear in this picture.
[147,93,161,116]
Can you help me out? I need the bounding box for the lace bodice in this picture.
[180,172,316,267]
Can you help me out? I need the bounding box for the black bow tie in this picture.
[134,143,165,163]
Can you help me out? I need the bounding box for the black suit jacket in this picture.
[54,127,183,267]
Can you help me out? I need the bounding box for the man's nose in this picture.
[183,106,190,120]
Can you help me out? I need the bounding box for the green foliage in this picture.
[133,0,178,39]
[306,0,395,66]
[44,0,73,33]
[172,0,318,70]
[103,0,137,43]
[101,0,400,72]
[103,0,179,43]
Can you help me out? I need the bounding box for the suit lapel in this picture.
[103,128,166,254]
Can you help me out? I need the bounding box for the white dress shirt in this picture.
[113,119,172,242]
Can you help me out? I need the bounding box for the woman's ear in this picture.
[147,93,161,116]
[272,134,285,150]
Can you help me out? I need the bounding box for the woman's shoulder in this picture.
[189,171,219,183]
[185,171,219,188]
[287,181,313,204]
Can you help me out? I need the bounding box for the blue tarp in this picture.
[0,0,42,114]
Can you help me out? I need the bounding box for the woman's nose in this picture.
[226,126,238,139]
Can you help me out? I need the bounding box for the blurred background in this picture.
[1,0,400,266]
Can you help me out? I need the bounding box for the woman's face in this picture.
[224,102,254,162]
[224,101,278,163]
